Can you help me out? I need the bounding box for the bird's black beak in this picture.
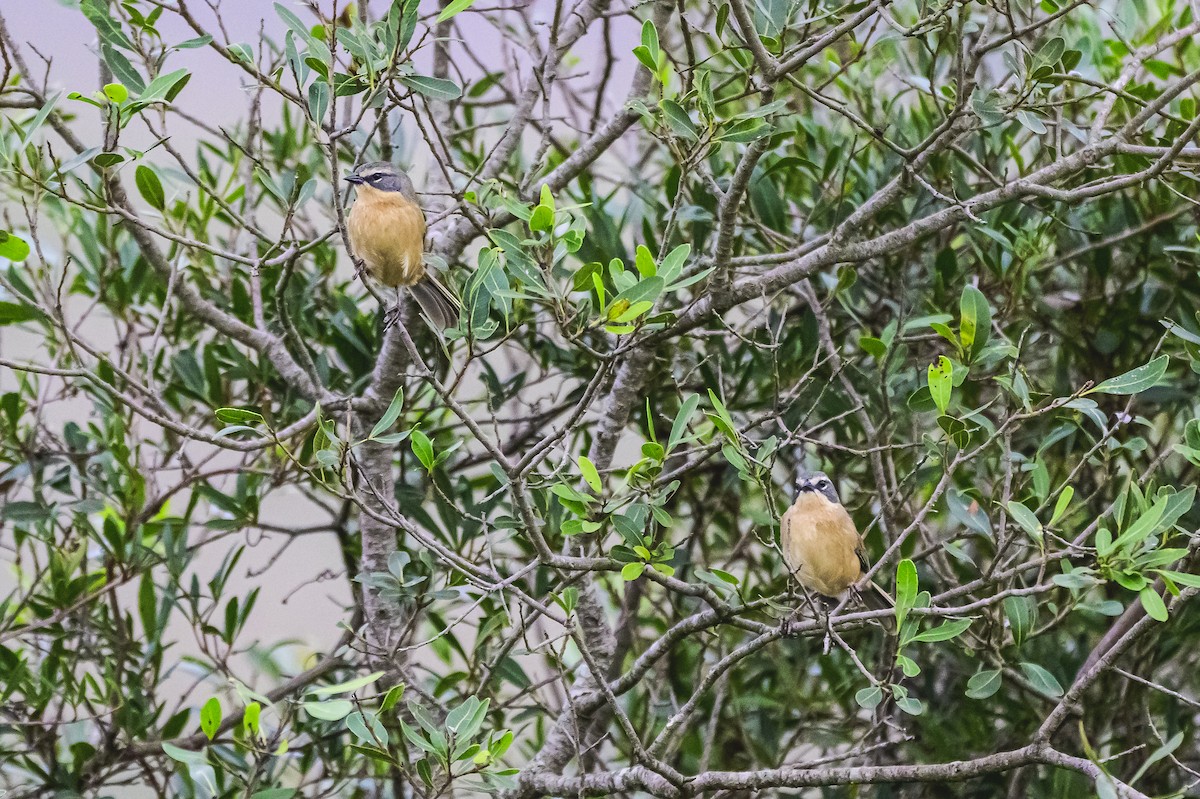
[345,175,365,184]
[796,483,813,493]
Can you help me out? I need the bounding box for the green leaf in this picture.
[1114,570,1148,592]
[1006,501,1043,543]
[243,702,261,737]
[400,74,462,100]
[1086,355,1168,395]
[334,72,367,96]
[909,618,971,643]
[634,245,656,277]
[381,684,406,712]
[162,741,208,767]
[451,697,489,737]
[860,336,887,359]
[174,34,214,49]
[200,696,222,740]
[370,389,405,439]
[894,695,925,715]
[927,356,953,414]
[302,699,354,720]
[930,321,958,349]
[93,152,124,168]
[309,671,385,696]
[0,302,40,326]
[100,44,145,94]
[138,572,157,639]
[138,68,190,104]
[307,81,330,123]
[103,82,129,103]
[640,18,659,54]
[613,300,653,323]
[959,284,991,360]
[436,0,477,22]
[1050,487,1073,526]
[529,204,554,233]
[1035,36,1065,66]
[611,275,664,309]
[633,19,660,72]
[1157,485,1196,533]
[1139,586,1168,622]
[275,2,315,43]
[661,99,698,141]
[1016,110,1047,134]
[896,654,921,677]
[706,389,738,441]
[0,231,31,263]
[226,43,253,64]
[410,429,434,471]
[135,165,166,210]
[1157,569,1200,588]
[658,243,690,282]
[632,45,658,73]
[895,559,917,629]
[1004,595,1036,647]
[621,562,645,581]
[1019,662,1063,697]
[215,407,264,425]
[17,92,62,150]
[1105,494,1168,556]
[550,483,592,505]
[668,394,699,452]
[965,669,1002,699]
[854,685,883,709]
[346,710,389,747]
[1131,731,1184,784]
[578,456,602,493]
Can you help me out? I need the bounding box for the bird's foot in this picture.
[382,304,401,330]
[781,615,800,637]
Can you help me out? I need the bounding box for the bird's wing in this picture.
[855,540,870,575]
[779,505,797,573]
[410,277,460,329]
[832,502,870,576]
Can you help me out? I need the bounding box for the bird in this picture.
[344,161,459,329]
[780,471,893,613]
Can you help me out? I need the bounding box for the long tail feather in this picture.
[410,275,459,330]
[859,579,895,611]
[855,579,896,634]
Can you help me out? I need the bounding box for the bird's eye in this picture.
[819,479,830,487]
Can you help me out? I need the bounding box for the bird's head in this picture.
[345,161,417,200]
[795,471,839,504]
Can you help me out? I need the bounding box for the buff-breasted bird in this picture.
[781,472,893,611]
[345,161,459,329]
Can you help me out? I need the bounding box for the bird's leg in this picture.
[383,287,402,330]
[781,604,807,637]
[783,581,798,635]
[819,597,843,654]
